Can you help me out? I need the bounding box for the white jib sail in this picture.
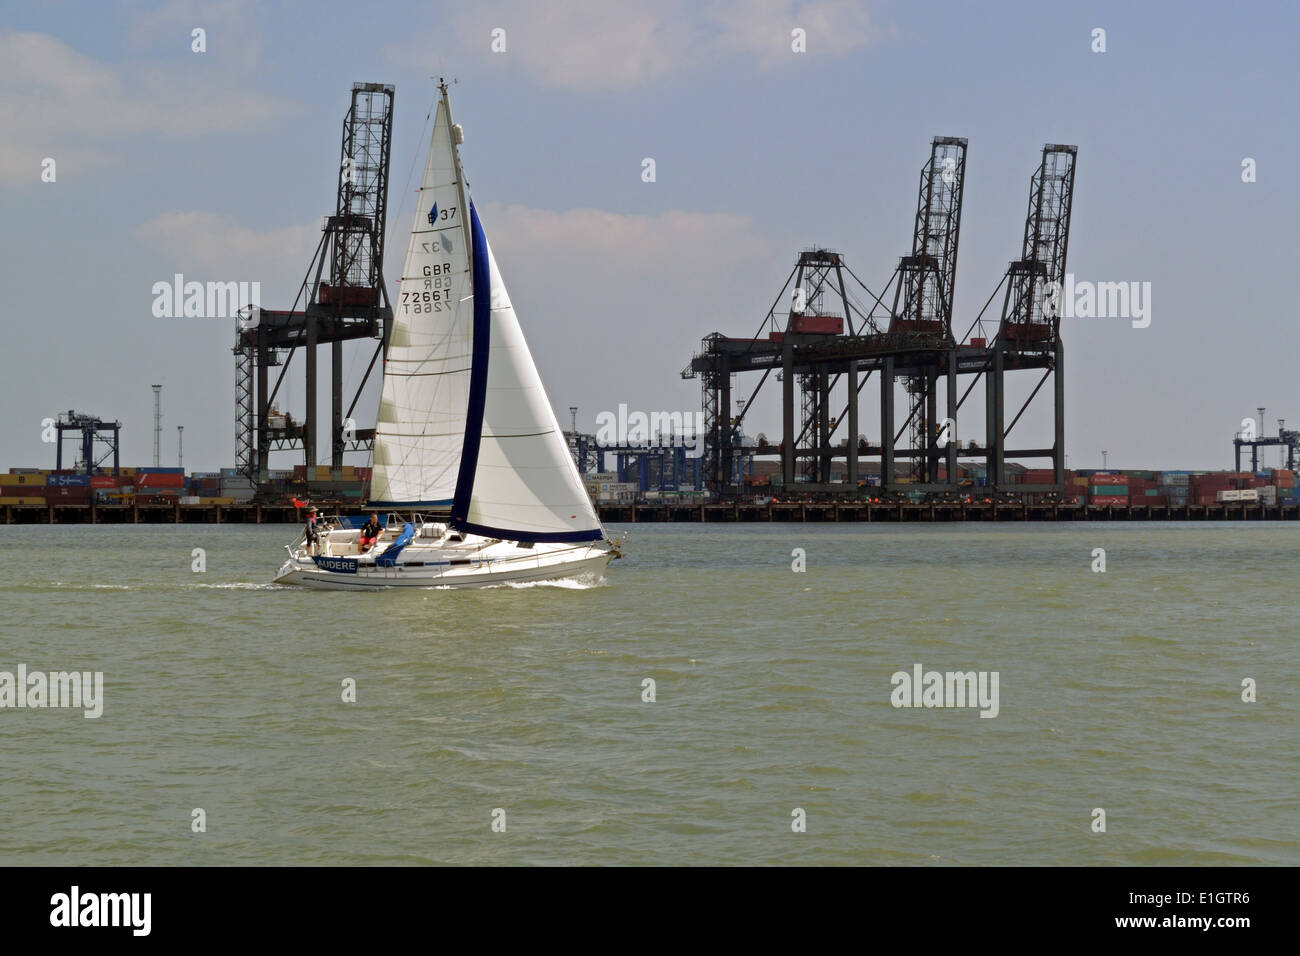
[460,223,604,540]
[369,96,472,506]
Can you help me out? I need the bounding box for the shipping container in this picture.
[1217,488,1260,503]
[1088,495,1129,506]
[136,472,186,488]
[789,313,844,335]
[139,466,185,475]
[46,484,91,497]
[0,497,46,505]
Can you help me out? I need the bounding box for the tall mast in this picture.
[440,79,474,260]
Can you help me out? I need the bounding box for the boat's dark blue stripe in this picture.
[450,202,491,527]
[454,521,604,544]
[366,499,453,508]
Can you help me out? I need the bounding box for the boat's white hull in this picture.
[274,526,615,590]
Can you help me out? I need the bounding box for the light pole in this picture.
[1102,449,1108,472]
[152,384,162,468]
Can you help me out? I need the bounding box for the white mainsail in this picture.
[369,94,473,507]
[450,211,604,542]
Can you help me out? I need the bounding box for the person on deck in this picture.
[358,512,384,553]
[304,508,321,556]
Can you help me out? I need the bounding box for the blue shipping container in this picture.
[47,474,90,486]
[139,467,185,474]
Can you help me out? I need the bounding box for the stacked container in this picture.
[1157,471,1192,506]
[1088,473,1129,506]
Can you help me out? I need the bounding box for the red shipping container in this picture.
[47,487,90,501]
[135,472,186,488]
[90,475,117,488]
[1088,495,1129,506]
[790,314,844,335]
[1088,473,1129,485]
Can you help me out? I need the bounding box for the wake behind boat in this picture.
[275,81,619,589]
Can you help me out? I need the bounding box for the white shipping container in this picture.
[1217,488,1259,502]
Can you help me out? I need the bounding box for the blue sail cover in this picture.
[375,522,415,567]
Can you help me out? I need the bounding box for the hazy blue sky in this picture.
[2,0,1296,472]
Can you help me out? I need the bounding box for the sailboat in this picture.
[274,82,619,589]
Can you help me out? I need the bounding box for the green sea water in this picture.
[0,522,1296,865]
